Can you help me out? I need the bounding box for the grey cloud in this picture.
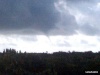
[81,40,88,44]
[0,43,17,47]
[79,24,100,35]
[0,0,80,35]
[58,13,78,35]
[64,0,100,36]
[19,35,37,42]
[66,0,98,14]
[0,0,59,34]
[1,0,99,36]
[86,43,96,47]
[97,37,100,42]
[66,0,97,2]
[48,1,78,35]
[81,40,96,47]
[56,41,71,47]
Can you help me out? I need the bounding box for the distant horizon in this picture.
[1,48,100,53]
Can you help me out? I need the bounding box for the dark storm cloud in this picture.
[1,0,99,36]
[0,0,59,34]
[49,12,78,35]
[48,0,79,35]
[0,0,81,36]
[59,13,78,35]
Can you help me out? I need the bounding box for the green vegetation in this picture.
[0,48,100,75]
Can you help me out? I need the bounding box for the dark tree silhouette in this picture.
[0,49,99,75]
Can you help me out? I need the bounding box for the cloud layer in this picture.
[0,0,59,34]
[0,0,100,36]
[0,0,100,52]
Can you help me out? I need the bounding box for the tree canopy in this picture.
[0,48,99,75]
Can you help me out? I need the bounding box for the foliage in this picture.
[0,49,100,75]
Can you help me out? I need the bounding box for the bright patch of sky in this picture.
[0,33,100,53]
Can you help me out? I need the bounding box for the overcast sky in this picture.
[0,0,100,53]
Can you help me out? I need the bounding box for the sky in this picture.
[0,0,100,53]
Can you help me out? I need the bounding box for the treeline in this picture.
[0,48,100,75]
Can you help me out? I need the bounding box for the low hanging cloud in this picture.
[48,0,78,35]
[0,0,59,34]
[0,0,79,35]
[0,0,100,36]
